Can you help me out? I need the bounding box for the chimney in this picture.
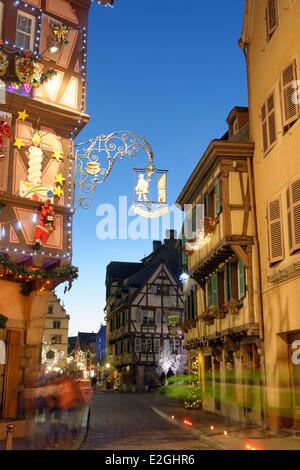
[165,229,177,240]
[153,241,162,252]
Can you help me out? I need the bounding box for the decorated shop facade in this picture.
[0,0,91,434]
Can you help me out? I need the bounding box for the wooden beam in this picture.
[230,244,250,267]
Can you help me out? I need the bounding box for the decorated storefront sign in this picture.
[75,131,169,217]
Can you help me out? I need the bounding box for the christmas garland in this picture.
[0,255,78,296]
[0,47,56,88]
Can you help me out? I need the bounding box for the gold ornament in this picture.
[55,173,66,186]
[53,23,69,45]
[14,138,25,149]
[54,186,63,198]
[53,150,63,162]
[18,110,29,121]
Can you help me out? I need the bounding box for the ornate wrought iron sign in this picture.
[74,131,169,217]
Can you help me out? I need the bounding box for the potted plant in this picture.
[0,314,8,328]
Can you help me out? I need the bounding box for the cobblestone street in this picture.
[82,391,216,450]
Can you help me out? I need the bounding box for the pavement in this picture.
[2,390,300,450]
[151,399,300,451]
[0,405,90,451]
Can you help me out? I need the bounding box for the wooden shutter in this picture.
[3,330,21,419]
[193,288,197,318]
[211,273,218,307]
[153,339,160,354]
[287,187,293,251]
[135,337,141,353]
[204,194,208,217]
[281,61,299,127]
[267,197,284,263]
[267,93,277,146]
[261,103,269,153]
[266,0,278,39]
[238,258,246,299]
[181,234,188,266]
[289,178,300,253]
[215,180,222,215]
[262,92,277,154]
[207,277,212,307]
[192,208,197,238]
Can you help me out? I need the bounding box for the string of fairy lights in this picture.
[0,0,113,262]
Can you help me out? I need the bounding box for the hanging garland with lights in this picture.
[0,45,56,89]
[0,255,78,296]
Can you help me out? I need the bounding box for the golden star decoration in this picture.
[17,110,29,121]
[52,150,63,162]
[54,186,63,198]
[55,173,66,186]
[14,138,25,149]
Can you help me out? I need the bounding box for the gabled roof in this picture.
[77,332,97,351]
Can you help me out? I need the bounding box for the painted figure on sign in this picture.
[135,174,149,202]
[33,199,55,250]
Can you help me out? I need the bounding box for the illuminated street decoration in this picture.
[74,131,169,217]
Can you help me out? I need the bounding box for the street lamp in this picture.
[74,131,169,217]
[105,363,110,369]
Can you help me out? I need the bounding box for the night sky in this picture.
[57,0,247,336]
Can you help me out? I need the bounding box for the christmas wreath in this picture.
[15,50,56,87]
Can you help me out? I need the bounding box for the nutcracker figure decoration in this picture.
[33,199,55,250]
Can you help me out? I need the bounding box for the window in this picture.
[135,337,141,353]
[265,0,278,41]
[261,91,277,155]
[141,338,153,353]
[267,197,284,263]
[16,11,36,50]
[170,340,180,354]
[51,335,62,344]
[47,305,53,314]
[287,178,300,254]
[185,289,197,320]
[142,310,155,326]
[225,261,238,302]
[156,285,169,296]
[238,259,246,299]
[53,321,61,329]
[233,118,239,135]
[281,60,299,130]
[154,338,160,354]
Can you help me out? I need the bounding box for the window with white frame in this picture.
[142,310,155,326]
[169,340,180,354]
[16,11,36,50]
[141,338,153,353]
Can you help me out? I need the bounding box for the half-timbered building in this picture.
[105,231,185,391]
[177,107,265,425]
[0,0,91,434]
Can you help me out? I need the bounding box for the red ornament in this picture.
[0,121,12,148]
[33,199,56,251]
